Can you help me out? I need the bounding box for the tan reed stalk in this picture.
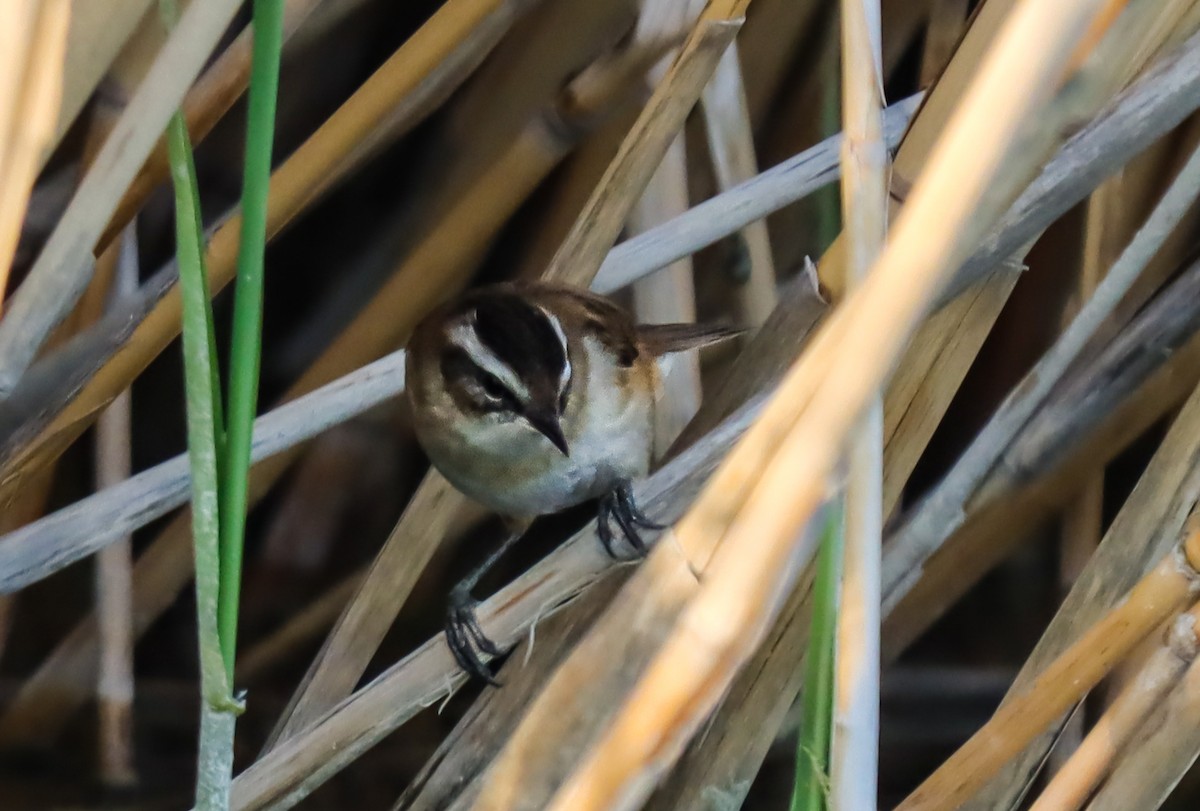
[93,225,139,788]
[830,0,888,807]
[896,529,1200,811]
[0,0,69,305]
[699,42,777,326]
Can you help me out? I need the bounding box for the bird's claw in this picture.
[597,482,662,560]
[445,586,504,686]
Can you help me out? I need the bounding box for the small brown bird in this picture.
[406,281,741,682]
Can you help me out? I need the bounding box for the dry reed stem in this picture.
[896,532,1200,811]
[630,134,701,457]
[699,42,777,325]
[93,225,138,788]
[0,351,408,594]
[1050,168,1123,772]
[629,0,704,454]
[1029,599,1200,811]
[0,0,70,305]
[1085,633,1200,810]
[544,2,747,287]
[0,0,245,392]
[0,0,536,527]
[594,93,919,294]
[40,0,155,168]
[831,0,887,807]
[541,4,1115,810]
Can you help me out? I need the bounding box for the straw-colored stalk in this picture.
[1029,599,1200,811]
[93,225,139,788]
[896,530,1200,811]
[0,0,69,304]
[831,0,887,808]
[699,42,777,325]
[542,3,1118,810]
[631,134,701,457]
[0,0,245,392]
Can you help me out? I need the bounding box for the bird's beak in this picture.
[526,411,570,456]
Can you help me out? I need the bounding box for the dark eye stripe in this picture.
[440,347,518,414]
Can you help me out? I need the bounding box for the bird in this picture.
[406,280,742,683]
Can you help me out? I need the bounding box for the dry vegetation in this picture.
[6,0,1200,809]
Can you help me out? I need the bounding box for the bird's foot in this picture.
[597,482,664,560]
[445,585,505,686]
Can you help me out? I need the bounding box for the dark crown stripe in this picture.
[471,294,567,390]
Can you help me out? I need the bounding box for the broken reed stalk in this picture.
[543,4,1117,810]
[896,529,1200,811]
[0,0,69,305]
[830,0,887,808]
[1028,596,1200,811]
[93,226,139,788]
[884,128,1200,615]
[0,0,246,394]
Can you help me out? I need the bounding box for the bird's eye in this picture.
[479,374,509,401]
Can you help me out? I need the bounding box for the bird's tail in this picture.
[637,322,745,356]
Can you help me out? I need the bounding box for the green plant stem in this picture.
[167,108,241,811]
[218,0,286,681]
[792,503,844,811]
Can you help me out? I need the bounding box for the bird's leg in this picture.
[445,520,528,686]
[597,481,663,560]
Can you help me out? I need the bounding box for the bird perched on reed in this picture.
[407,281,741,682]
